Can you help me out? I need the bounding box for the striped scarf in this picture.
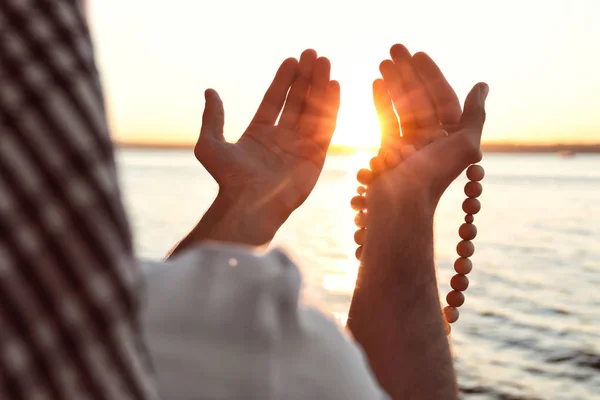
[0,0,157,398]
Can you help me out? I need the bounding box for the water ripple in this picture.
[120,151,600,399]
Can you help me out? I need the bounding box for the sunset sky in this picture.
[89,0,600,148]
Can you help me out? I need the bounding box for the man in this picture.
[0,1,487,399]
[147,46,487,400]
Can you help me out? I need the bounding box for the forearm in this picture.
[347,200,457,399]
[167,190,286,258]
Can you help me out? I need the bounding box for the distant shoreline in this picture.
[113,141,600,154]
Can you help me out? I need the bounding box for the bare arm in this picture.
[346,44,488,399]
[166,190,285,258]
[348,195,456,399]
[167,53,340,258]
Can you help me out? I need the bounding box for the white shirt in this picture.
[141,243,389,399]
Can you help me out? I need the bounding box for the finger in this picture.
[379,59,418,136]
[412,52,462,125]
[433,83,488,178]
[195,89,230,177]
[460,82,489,132]
[312,80,340,153]
[279,49,318,129]
[199,89,225,142]
[390,44,438,128]
[297,57,331,136]
[251,57,299,125]
[372,78,400,151]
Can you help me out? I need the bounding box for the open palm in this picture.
[377,44,464,150]
[194,50,340,215]
[373,44,488,202]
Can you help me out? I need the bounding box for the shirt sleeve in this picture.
[0,1,157,398]
[141,244,390,400]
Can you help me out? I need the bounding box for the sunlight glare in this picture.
[331,81,382,149]
[91,0,600,146]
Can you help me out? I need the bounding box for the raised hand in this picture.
[347,47,487,399]
[194,50,341,219]
[167,50,340,254]
[372,45,488,204]
[376,44,462,149]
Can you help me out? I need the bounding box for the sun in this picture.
[331,90,382,150]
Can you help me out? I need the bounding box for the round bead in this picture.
[400,144,417,159]
[444,319,451,335]
[465,214,475,224]
[462,198,481,214]
[355,246,363,260]
[456,240,475,257]
[450,274,470,291]
[466,164,485,181]
[459,223,477,240]
[446,290,465,307]
[354,229,366,245]
[464,181,483,198]
[354,212,367,228]
[357,168,374,185]
[384,151,401,169]
[369,156,385,175]
[350,195,367,211]
[454,258,473,275]
[443,306,460,323]
[357,186,367,195]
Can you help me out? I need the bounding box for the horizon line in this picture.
[112,139,600,153]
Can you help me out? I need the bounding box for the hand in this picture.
[347,48,485,398]
[377,44,463,150]
[194,50,341,223]
[167,51,339,255]
[371,45,488,207]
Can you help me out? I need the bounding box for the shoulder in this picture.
[140,243,302,331]
[139,243,389,400]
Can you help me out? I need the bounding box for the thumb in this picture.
[199,89,225,142]
[427,83,488,194]
[460,82,488,131]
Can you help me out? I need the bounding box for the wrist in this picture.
[360,182,437,285]
[209,188,288,246]
[368,186,436,228]
[369,169,441,215]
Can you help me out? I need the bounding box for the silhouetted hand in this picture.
[371,45,488,207]
[195,50,340,220]
[377,44,463,150]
